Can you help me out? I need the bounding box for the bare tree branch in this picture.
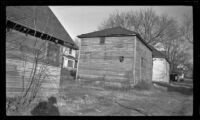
[98,8,192,74]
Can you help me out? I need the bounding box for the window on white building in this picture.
[63,47,69,55]
[68,59,74,68]
[69,48,72,54]
[63,47,75,57]
[63,57,75,68]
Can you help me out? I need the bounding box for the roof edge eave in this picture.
[77,34,137,38]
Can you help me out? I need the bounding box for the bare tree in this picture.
[180,14,193,44]
[98,8,173,45]
[6,7,55,112]
[98,8,193,74]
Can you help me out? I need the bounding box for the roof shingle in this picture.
[6,6,78,49]
[77,26,137,38]
[150,45,170,63]
[78,26,152,51]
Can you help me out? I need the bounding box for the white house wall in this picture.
[62,46,76,58]
[152,58,169,83]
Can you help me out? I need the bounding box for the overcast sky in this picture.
[49,6,192,40]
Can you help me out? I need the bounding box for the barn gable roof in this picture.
[78,26,138,38]
[77,26,153,51]
[6,6,78,50]
[150,45,170,63]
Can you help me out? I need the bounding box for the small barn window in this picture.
[100,37,105,44]
[63,57,75,68]
[68,59,74,68]
[119,56,124,62]
[63,47,68,55]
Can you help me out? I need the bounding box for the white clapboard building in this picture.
[151,44,170,83]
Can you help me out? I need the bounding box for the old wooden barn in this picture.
[6,6,78,100]
[77,27,153,88]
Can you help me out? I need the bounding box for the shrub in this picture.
[31,101,49,115]
[6,96,22,112]
[48,96,57,105]
[31,96,60,116]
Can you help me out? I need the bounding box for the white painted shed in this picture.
[151,46,170,83]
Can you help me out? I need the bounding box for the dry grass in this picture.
[7,79,193,116]
[134,80,152,90]
[57,80,193,116]
[153,81,193,95]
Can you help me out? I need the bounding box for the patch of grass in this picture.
[134,80,152,90]
[6,96,23,113]
[167,86,193,95]
[103,85,130,92]
[97,96,113,106]
[153,82,193,95]
[59,78,193,116]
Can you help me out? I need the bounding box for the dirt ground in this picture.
[56,80,193,116]
[7,79,193,116]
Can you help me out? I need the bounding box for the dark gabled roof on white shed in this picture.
[150,45,170,63]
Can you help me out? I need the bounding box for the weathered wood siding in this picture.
[6,29,61,99]
[6,59,61,98]
[78,36,136,87]
[135,37,152,84]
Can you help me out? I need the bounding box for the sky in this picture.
[49,6,192,40]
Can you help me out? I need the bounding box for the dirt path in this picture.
[57,83,193,116]
[6,80,193,116]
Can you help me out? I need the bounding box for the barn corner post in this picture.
[133,35,137,86]
[59,45,64,87]
[75,42,81,82]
